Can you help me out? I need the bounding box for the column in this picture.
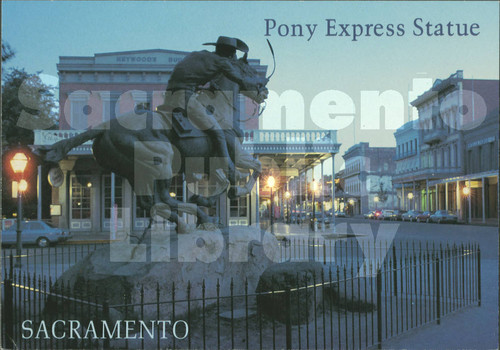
[468,180,472,223]
[304,169,308,214]
[481,177,486,223]
[331,153,336,233]
[37,165,42,220]
[445,182,449,211]
[182,174,188,223]
[299,171,302,223]
[435,184,439,210]
[110,172,116,240]
[412,181,416,211]
[402,185,405,210]
[321,159,325,231]
[255,172,260,225]
[456,181,460,217]
[426,180,429,211]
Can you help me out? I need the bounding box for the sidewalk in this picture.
[62,231,120,244]
[64,217,497,244]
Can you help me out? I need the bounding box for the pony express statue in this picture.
[34,36,272,237]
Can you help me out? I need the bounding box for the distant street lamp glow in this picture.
[10,152,28,174]
[463,186,471,224]
[407,193,414,199]
[267,176,275,188]
[18,180,28,192]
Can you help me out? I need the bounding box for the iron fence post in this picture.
[477,246,481,307]
[435,256,441,325]
[3,277,14,349]
[376,265,382,349]
[103,298,110,350]
[285,287,292,350]
[392,244,397,296]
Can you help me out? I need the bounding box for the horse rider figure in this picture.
[159,36,266,184]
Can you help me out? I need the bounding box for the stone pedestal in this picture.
[50,226,280,323]
[256,261,324,324]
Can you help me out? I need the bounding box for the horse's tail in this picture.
[33,128,106,164]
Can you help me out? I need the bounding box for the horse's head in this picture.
[234,54,269,104]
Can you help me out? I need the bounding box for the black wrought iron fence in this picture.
[277,237,461,266]
[1,243,105,279]
[2,242,480,350]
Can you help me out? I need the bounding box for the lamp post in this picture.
[10,152,29,268]
[374,196,379,210]
[311,179,319,232]
[349,199,355,216]
[268,176,275,233]
[407,192,414,211]
[285,191,291,224]
[463,186,470,224]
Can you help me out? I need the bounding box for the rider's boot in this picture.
[206,127,247,183]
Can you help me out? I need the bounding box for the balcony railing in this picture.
[34,129,337,145]
[34,129,340,155]
[242,129,336,145]
[34,130,92,146]
[423,129,447,145]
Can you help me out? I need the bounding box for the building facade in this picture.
[393,120,421,210]
[33,49,340,233]
[394,70,498,222]
[340,142,397,214]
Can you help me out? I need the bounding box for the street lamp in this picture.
[285,191,291,224]
[311,179,320,231]
[407,192,414,210]
[10,152,29,268]
[267,176,275,233]
[374,196,379,210]
[463,186,470,224]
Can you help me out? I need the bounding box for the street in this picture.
[273,217,498,349]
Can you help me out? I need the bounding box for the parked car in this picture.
[415,211,433,223]
[364,211,376,219]
[335,211,346,218]
[401,210,422,222]
[428,210,458,224]
[291,212,308,224]
[1,220,71,247]
[392,210,407,221]
[378,209,397,220]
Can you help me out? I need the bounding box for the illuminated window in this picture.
[71,175,91,219]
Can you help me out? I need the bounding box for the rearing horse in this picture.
[34,55,269,234]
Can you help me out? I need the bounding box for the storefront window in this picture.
[230,197,248,217]
[71,175,91,219]
[103,175,123,219]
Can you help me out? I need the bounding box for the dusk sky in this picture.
[2,1,499,174]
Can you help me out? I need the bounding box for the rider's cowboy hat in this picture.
[203,36,249,53]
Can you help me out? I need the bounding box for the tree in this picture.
[2,41,15,62]
[2,68,58,148]
[2,46,58,218]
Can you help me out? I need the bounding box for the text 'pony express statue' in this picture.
[34,36,273,238]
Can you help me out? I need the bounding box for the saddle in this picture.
[170,110,206,139]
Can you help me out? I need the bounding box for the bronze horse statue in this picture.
[35,55,269,235]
